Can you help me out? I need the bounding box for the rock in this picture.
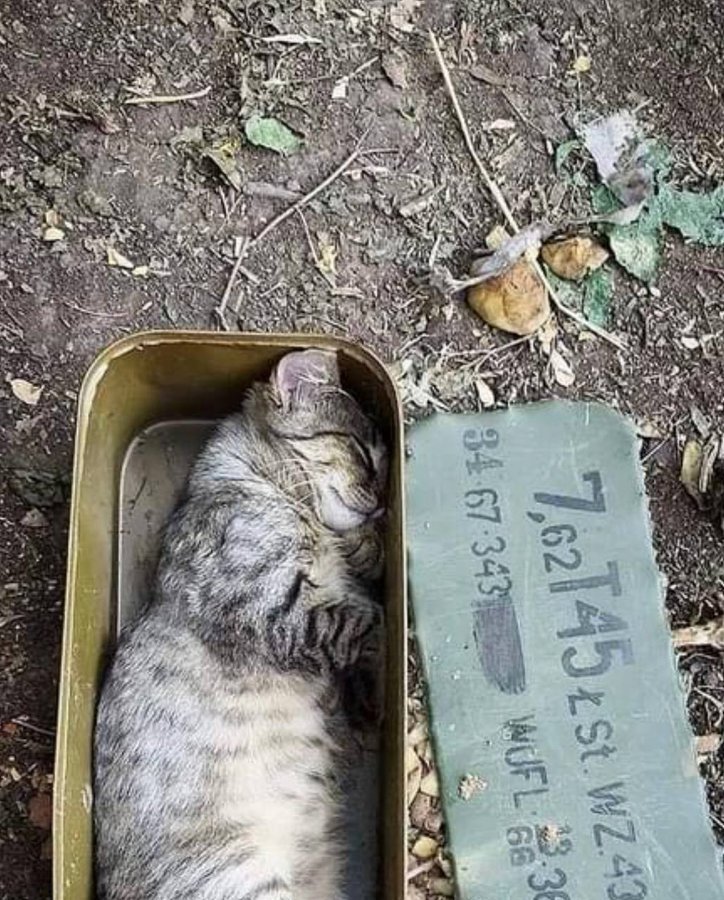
[541,236,609,281]
[411,835,438,860]
[467,259,549,335]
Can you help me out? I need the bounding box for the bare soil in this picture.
[1,1,724,897]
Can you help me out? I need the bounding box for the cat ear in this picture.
[274,349,340,412]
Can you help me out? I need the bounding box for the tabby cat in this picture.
[93,349,388,900]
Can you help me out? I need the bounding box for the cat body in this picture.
[94,350,387,900]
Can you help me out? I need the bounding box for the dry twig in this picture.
[124,86,211,106]
[214,133,368,328]
[428,30,625,351]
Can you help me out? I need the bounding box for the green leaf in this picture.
[657,184,724,245]
[640,140,673,183]
[607,204,662,283]
[555,139,581,173]
[202,145,242,190]
[591,183,619,215]
[582,266,614,327]
[545,269,583,312]
[244,116,301,156]
[546,266,615,327]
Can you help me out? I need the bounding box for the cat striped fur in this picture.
[93,349,388,900]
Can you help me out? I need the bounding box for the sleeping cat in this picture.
[93,349,388,900]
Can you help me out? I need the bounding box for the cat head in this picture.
[265,349,388,533]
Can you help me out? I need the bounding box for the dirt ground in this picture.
[1,0,724,897]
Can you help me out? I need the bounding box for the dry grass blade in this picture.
[428,30,625,351]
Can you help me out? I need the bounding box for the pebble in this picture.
[411,835,438,860]
[429,877,455,896]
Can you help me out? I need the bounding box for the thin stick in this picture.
[534,260,626,350]
[429,31,517,233]
[247,132,368,250]
[641,435,671,464]
[124,86,211,106]
[11,718,55,737]
[63,301,128,319]
[428,30,625,351]
[214,134,367,329]
[214,237,250,330]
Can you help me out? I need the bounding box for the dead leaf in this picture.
[178,0,194,24]
[636,419,663,439]
[203,145,242,189]
[28,792,52,830]
[691,405,711,439]
[381,52,409,89]
[549,348,575,387]
[537,317,557,355]
[409,791,434,830]
[541,236,609,281]
[316,232,337,276]
[331,77,348,100]
[696,733,722,756]
[420,768,440,797]
[484,119,516,131]
[475,379,495,408]
[43,226,65,242]
[21,508,48,528]
[469,64,508,87]
[468,258,549,336]
[581,111,653,206]
[485,224,510,250]
[673,618,724,651]
[9,377,43,406]
[681,439,704,506]
[399,186,442,219]
[389,0,420,32]
[471,222,553,281]
[429,878,455,897]
[106,246,134,269]
[262,33,322,45]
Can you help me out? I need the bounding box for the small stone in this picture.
[21,509,48,528]
[409,791,434,830]
[411,835,438,860]
[468,259,549,336]
[429,877,455,897]
[541,236,609,281]
[43,226,65,242]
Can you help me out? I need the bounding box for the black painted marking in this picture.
[472,595,526,694]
